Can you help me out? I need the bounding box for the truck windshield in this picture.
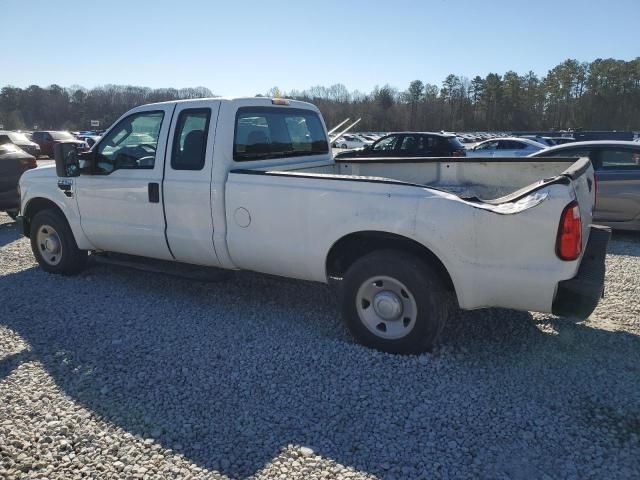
[234,107,328,161]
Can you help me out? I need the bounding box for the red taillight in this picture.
[556,201,582,261]
[20,157,37,169]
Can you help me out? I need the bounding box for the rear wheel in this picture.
[30,210,87,275]
[341,250,450,354]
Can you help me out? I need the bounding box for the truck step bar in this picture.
[91,252,232,282]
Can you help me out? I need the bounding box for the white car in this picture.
[17,97,607,354]
[335,134,369,149]
[467,137,547,157]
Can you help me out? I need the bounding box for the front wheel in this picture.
[30,209,87,275]
[341,250,450,354]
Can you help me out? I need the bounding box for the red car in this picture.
[0,143,37,219]
[31,131,88,158]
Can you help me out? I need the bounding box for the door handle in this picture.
[148,183,160,203]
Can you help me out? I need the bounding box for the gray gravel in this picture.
[0,212,639,479]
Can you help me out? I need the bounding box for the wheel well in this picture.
[326,231,456,293]
[22,198,65,238]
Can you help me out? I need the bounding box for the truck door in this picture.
[163,101,221,266]
[74,105,174,259]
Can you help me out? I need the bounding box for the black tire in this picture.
[6,209,19,220]
[341,250,450,354]
[30,209,87,275]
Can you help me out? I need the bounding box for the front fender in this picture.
[21,179,95,250]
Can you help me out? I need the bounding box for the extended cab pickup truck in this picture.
[17,97,610,353]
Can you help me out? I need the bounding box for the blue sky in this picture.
[2,0,637,96]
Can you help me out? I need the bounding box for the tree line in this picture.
[1,58,638,133]
[282,58,640,132]
[0,85,214,131]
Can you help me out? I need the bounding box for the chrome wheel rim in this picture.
[36,224,62,266]
[356,276,417,340]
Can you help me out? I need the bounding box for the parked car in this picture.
[335,132,466,159]
[531,141,640,231]
[32,131,89,158]
[0,143,37,219]
[547,137,576,145]
[353,134,375,144]
[457,134,476,143]
[467,137,546,157]
[519,135,558,147]
[0,131,41,157]
[17,97,607,354]
[77,135,102,148]
[334,135,369,149]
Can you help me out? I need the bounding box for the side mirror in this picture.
[363,144,371,150]
[54,142,80,177]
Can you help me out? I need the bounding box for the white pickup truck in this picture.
[17,97,610,353]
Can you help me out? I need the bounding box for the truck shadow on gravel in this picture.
[1,264,639,479]
[607,230,640,256]
[0,218,20,248]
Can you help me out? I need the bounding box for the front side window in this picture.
[600,149,640,170]
[94,111,164,174]
[171,109,211,170]
[234,107,328,161]
[373,135,399,151]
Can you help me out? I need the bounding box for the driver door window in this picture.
[95,111,164,174]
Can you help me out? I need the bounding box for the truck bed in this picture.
[272,156,584,202]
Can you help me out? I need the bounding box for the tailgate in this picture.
[560,157,596,250]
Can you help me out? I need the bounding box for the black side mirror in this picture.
[363,144,371,150]
[54,142,80,177]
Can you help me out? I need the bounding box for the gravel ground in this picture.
[0,212,639,479]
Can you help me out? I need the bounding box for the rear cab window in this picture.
[234,107,328,161]
[171,108,211,170]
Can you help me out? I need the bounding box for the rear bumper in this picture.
[552,225,611,319]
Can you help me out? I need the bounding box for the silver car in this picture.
[530,141,640,231]
[466,137,547,157]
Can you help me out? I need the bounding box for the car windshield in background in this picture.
[50,131,75,141]
[234,107,328,161]
[8,132,30,143]
[0,143,22,153]
[448,137,465,149]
